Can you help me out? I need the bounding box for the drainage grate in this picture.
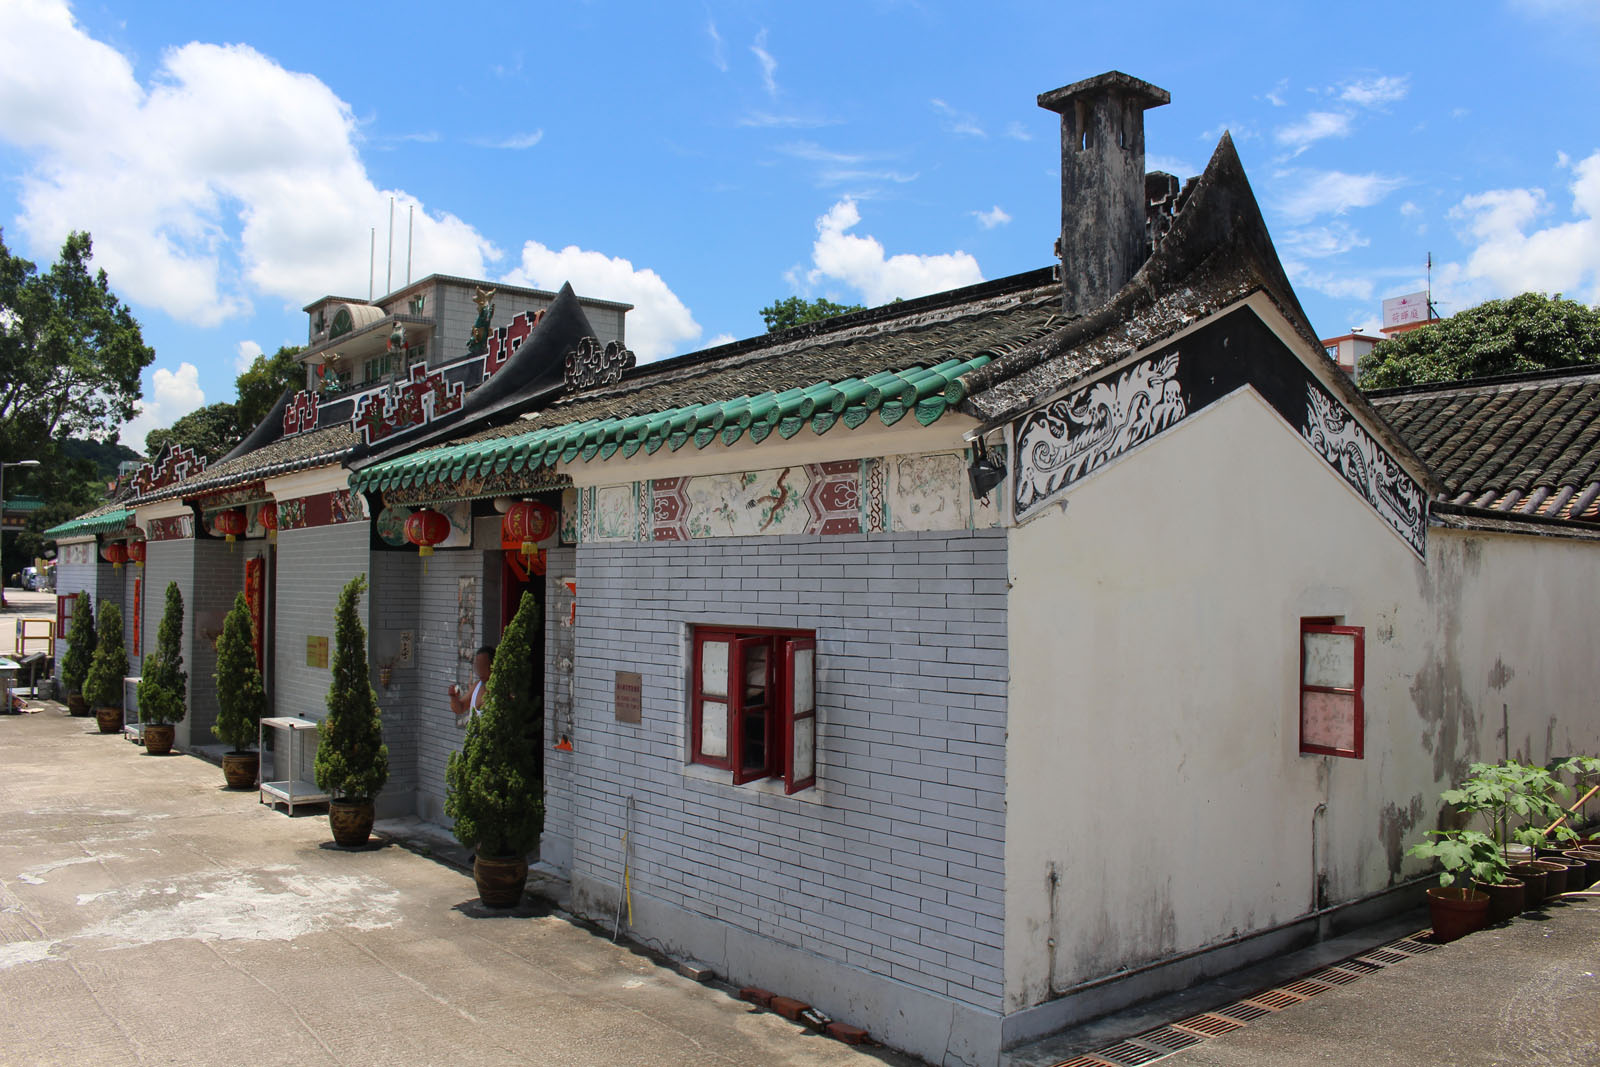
[1358,947,1410,965]
[1134,1026,1203,1051]
[1095,1041,1168,1065]
[1309,966,1363,985]
[1051,1056,1118,1067]
[1172,1013,1247,1037]
[1389,937,1438,954]
[1243,988,1306,1010]
[1279,978,1333,998]
[1341,956,1386,972]
[1214,1000,1274,1022]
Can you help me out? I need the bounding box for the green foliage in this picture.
[60,591,96,695]
[144,402,241,462]
[235,345,304,430]
[446,592,544,857]
[1358,292,1600,390]
[1407,829,1505,888]
[136,582,187,725]
[314,575,389,800]
[83,600,127,708]
[0,229,154,442]
[759,295,866,332]
[212,592,265,752]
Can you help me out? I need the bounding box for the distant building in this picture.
[1320,331,1383,376]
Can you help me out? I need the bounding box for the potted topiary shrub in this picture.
[212,591,266,789]
[83,601,128,734]
[60,592,96,717]
[445,591,544,908]
[1406,826,1495,940]
[135,582,187,756]
[314,575,389,847]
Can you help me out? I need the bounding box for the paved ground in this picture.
[1,586,55,660]
[0,709,916,1067]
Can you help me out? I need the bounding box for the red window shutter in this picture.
[692,631,732,769]
[730,635,775,784]
[56,593,77,635]
[1299,622,1364,759]
[783,636,817,794]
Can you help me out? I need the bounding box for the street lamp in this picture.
[1,459,41,609]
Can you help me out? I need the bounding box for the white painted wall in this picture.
[1004,388,1600,1013]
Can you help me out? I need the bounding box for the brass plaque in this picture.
[615,670,642,724]
[306,635,329,669]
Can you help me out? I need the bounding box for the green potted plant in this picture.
[445,591,544,908]
[60,592,96,717]
[212,591,266,789]
[135,582,187,756]
[83,601,128,734]
[314,575,389,847]
[1406,826,1495,939]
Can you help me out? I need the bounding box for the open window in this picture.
[692,627,817,793]
[1299,619,1364,759]
[56,592,78,635]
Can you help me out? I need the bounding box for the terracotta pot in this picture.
[1426,886,1490,943]
[221,751,259,790]
[473,854,529,909]
[143,723,176,755]
[1546,857,1585,894]
[1563,851,1600,889]
[1472,878,1526,924]
[67,692,89,717]
[1531,859,1568,898]
[94,705,123,734]
[1510,861,1550,904]
[329,798,376,848]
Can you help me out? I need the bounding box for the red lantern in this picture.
[101,541,129,570]
[404,508,450,571]
[258,500,278,543]
[213,508,246,545]
[502,500,557,558]
[126,540,147,568]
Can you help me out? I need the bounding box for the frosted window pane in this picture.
[744,644,769,697]
[701,640,729,697]
[1303,632,1356,688]
[701,700,728,758]
[793,716,814,782]
[793,649,814,713]
[1302,691,1356,750]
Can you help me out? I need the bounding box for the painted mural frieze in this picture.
[1302,384,1427,555]
[485,308,545,377]
[131,442,207,496]
[145,515,194,542]
[564,336,636,392]
[1014,353,1187,519]
[353,363,466,446]
[283,390,319,436]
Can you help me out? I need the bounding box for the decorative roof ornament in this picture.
[564,336,635,393]
[468,286,496,356]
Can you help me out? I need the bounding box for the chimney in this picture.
[1038,71,1170,314]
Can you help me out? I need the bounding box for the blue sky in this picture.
[2,0,1597,449]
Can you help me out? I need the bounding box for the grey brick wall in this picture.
[140,539,193,738]
[188,539,242,747]
[53,548,99,683]
[559,529,1008,1012]
[542,544,576,870]
[273,524,369,722]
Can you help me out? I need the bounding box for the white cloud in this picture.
[973,205,1011,229]
[778,142,871,165]
[737,111,839,129]
[931,99,986,138]
[1264,80,1289,107]
[706,19,727,72]
[751,29,778,96]
[1275,111,1354,153]
[120,362,205,449]
[0,0,499,327]
[234,339,263,374]
[1284,264,1376,302]
[1275,169,1406,222]
[1147,154,1196,178]
[1400,201,1422,217]
[501,242,701,363]
[705,333,737,348]
[1281,222,1370,259]
[1441,149,1600,302]
[476,131,543,150]
[802,199,983,306]
[1004,121,1033,142]
[1340,75,1410,108]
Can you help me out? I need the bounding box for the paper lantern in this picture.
[126,540,146,567]
[258,500,278,543]
[101,541,128,570]
[502,500,557,558]
[213,508,246,544]
[404,508,450,571]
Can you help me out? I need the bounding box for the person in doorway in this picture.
[448,645,494,726]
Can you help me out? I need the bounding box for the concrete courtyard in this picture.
[0,708,913,1067]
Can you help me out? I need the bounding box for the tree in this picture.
[212,592,265,752]
[0,229,153,442]
[760,295,866,332]
[446,592,544,857]
[1358,292,1600,390]
[83,600,127,710]
[235,344,304,430]
[144,402,241,461]
[315,574,389,800]
[136,582,187,725]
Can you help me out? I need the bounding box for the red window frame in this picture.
[132,577,142,656]
[1299,620,1364,759]
[691,626,817,792]
[56,592,78,635]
